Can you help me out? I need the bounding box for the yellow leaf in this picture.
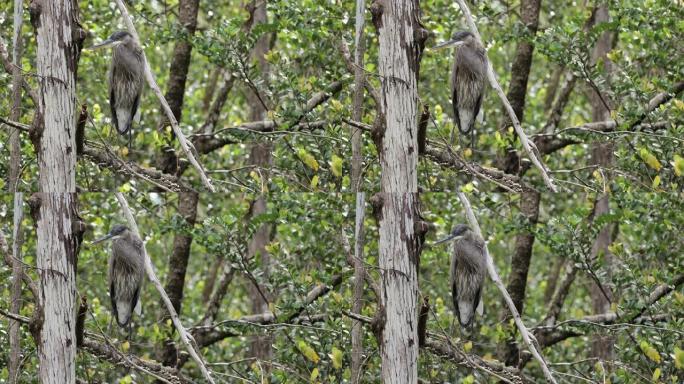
[674,347,684,369]
[673,291,684,306]
[121,341,130,352]
[652,367,661,382]
[330,346,343,369]
[331,155,343,177]
[673,99,684,112]
[461,374,475,384]
[463,341,473,352]
[673,154,684,177]
[639,148,662,171]
[298,340,320,363]
[639,340,661,363]
[330,99,343,112]
[653,175,661,188]
[250,171,261,184]
[119,146,129,157]
[460,183,474,193]
[463,148,473,158]
[298,148,319,171]
[310,367,319,382]
[310,175,319,189]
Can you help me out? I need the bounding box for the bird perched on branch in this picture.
[92,224,144,337]
[434,224,486,328]
[434,31,487,147]
[91,31,144,149]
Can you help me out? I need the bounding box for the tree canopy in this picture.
[1,0,683,383]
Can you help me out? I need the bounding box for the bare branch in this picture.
[453,0,557,192]
[0,117,30,132]
[112,0,215,192]
[114,193,216,384]
[457,192,558,384]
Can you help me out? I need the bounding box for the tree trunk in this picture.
[34,193,82,384]
[157,0,200,174]
[372,0,426,382]
[498,187,540,365]
[160,192,199,368]
[8,0,23,192]
[498,0,541,174]
[9,193,25,384]
[8,2,24,379]
[350,0,366,191]
[30,0,81,192]
[29,1,84,382]
[587,4,616,362]
[351,192,366,383]
[154,0,201,370]
[245,0,274,365]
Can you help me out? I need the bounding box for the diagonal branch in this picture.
[114,193,216,384]
[112,0,215,192]
[457,192,558,384]
[453,0,558,192]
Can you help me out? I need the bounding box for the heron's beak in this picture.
[88,39,118,50]
[433,234,463,245]
[431,39,465,51]
[91,233,115,244]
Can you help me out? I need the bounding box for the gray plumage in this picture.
[435,31,487,145]
[435,224,486,327]
[93,224,144,328]
[92,31,144,145]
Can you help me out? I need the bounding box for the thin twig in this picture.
[112,0,215,192]
[457,192,558,384]
[114,193,216,384]
[453,0,557,192]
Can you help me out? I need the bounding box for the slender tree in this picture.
[245,0,275,365]
[587,5,617,361]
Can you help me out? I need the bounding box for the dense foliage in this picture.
[1,0,683,382]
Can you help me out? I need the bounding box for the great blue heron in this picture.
[434,31,487,146]
[434,224,486,328]
[92,224,144,336]
[91,31,144,149]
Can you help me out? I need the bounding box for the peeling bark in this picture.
[373,0,426,381]
[30,1,85,381]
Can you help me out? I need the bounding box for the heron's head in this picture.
[89,31,135,50]
[433,224,471,245]
[92,224,129,244]
[432,31,477,50]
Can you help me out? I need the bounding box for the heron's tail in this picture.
[115,107,133,135]
[115,299,133,327]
